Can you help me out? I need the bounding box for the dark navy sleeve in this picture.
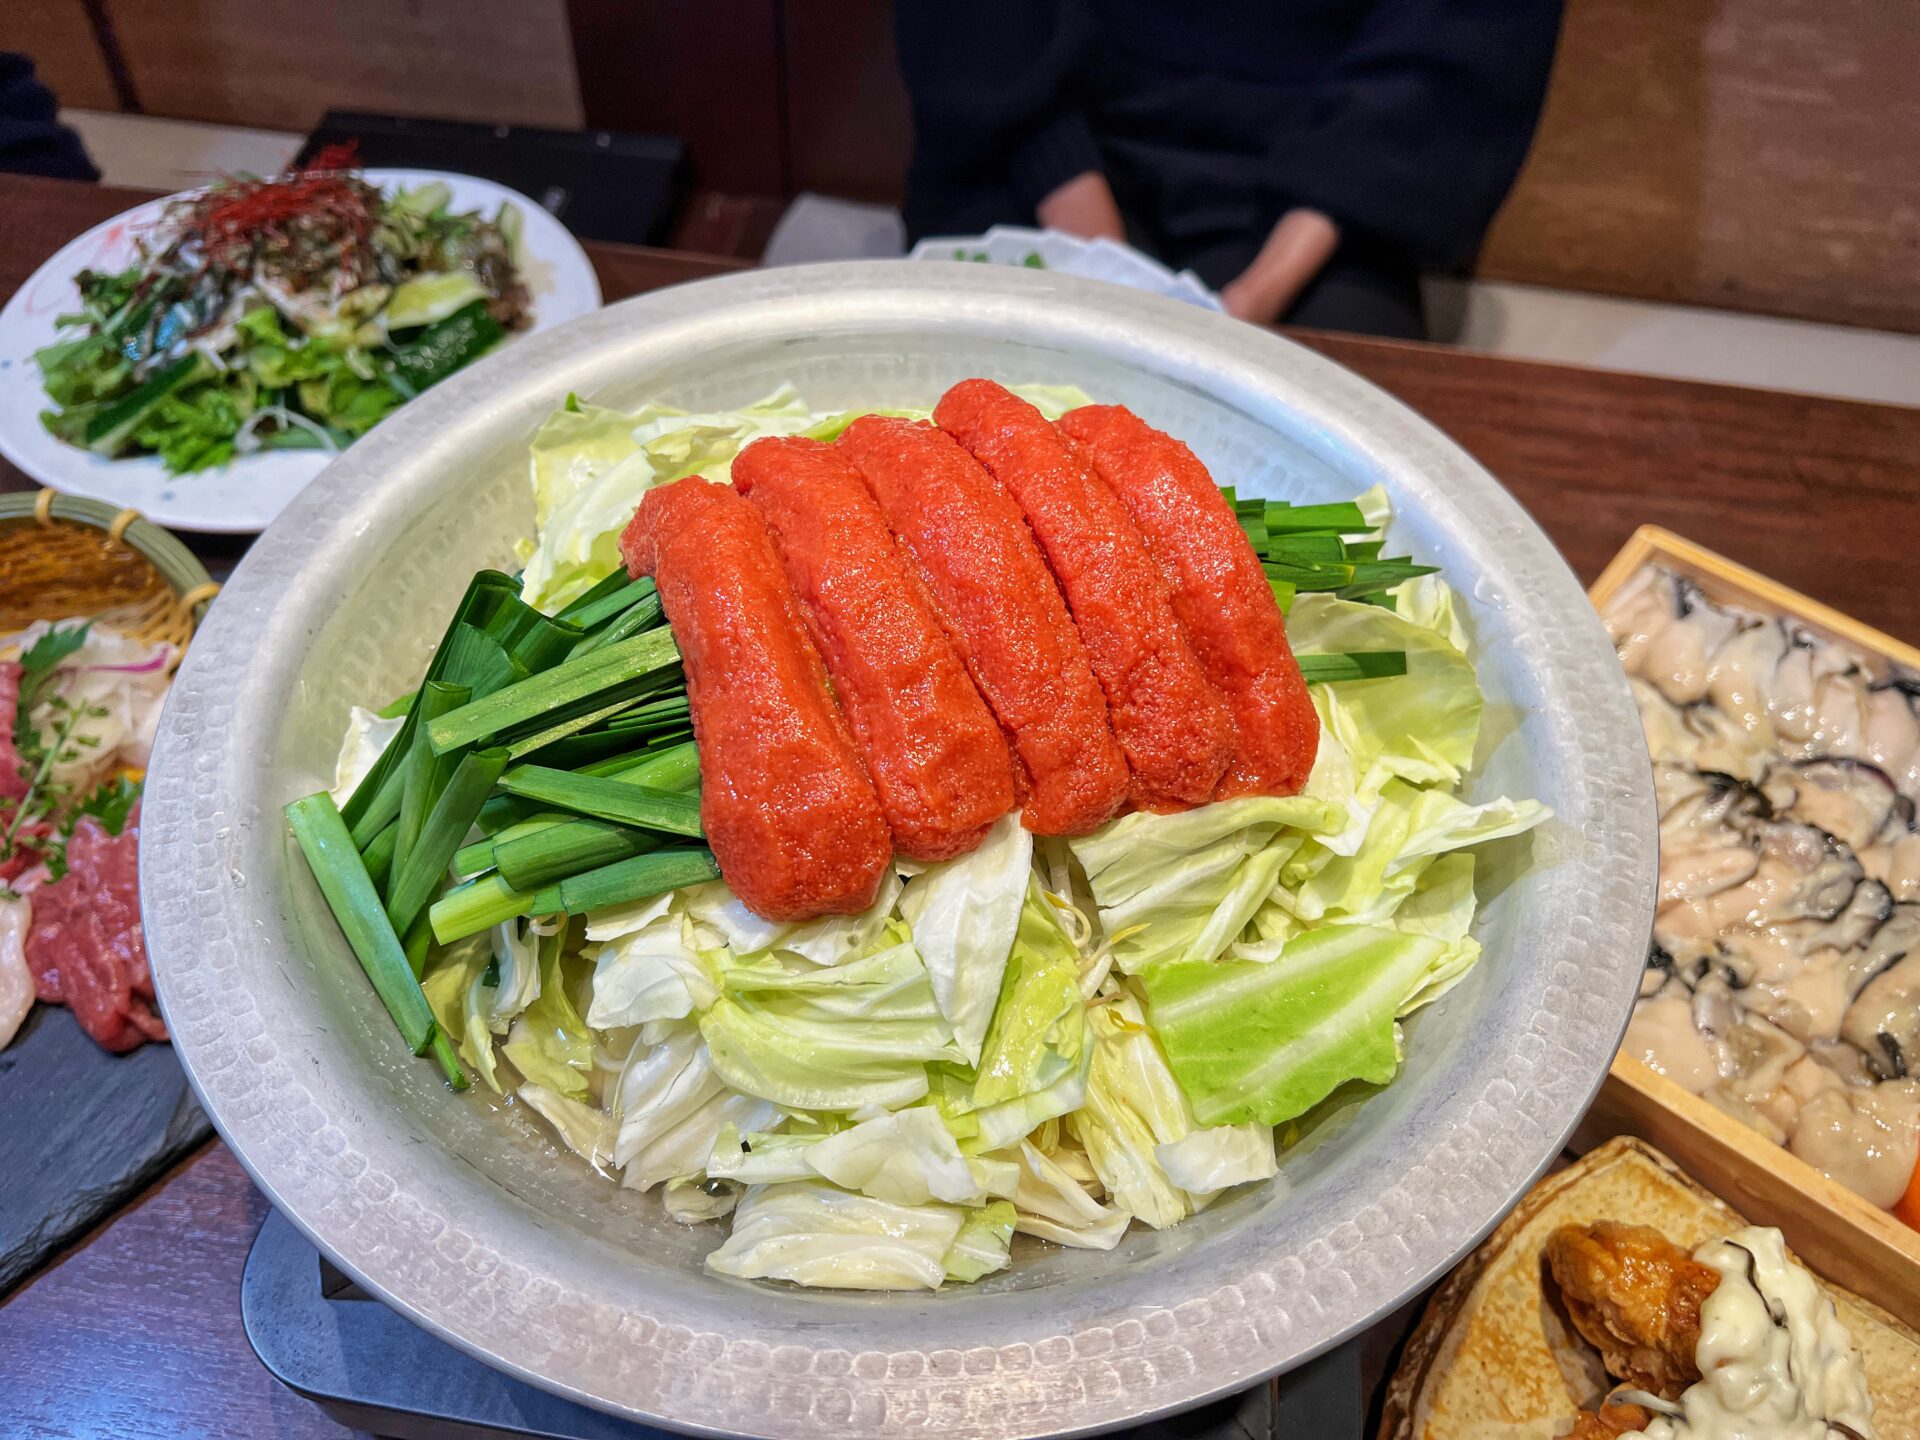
[1268,0,1561,269]
[893,1,1100,208]
[0,53,100,182]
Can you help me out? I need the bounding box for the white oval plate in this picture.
[0,168,601,533]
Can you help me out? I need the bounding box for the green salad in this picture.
[293,384,1550,1290]
[35,152,528,474]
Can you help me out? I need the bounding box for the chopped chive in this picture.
[1296,651,1409,684]
[564,576,658,632]
[1268,579,1296,615]
[555,568,640,624]
[387,746,512,936]
[401,911,434,980]
[495,818,660,891]
[441,623,517,697]
[1345,539,1384,561]
[1336,560,1437,600]
[361,818,399,889]
[391,682,470,900]
[571,590,666,657]
[554,848,721,915]
[286,792,440,1058]
[429,1029,470,1090]
[530,723,693,771]
[1265,534,1347,565]
[453,813,566,879]
[430,872,536,944]
[1264,559,1356,589]
[496,766,704,837]
[1263,500,1369,535]
[377,689,417,720]
[503,691,650,761]
[428,628,680,754]
[341,571,523,840]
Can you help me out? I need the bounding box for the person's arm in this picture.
[1261,0,1563,272]
[1220,208,1341,324]
[893,1,1106,223]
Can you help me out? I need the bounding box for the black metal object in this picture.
[296,113,688,248]
[0,1005,210,1298]
[241,1208,1368,1440]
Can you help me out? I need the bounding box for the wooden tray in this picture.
[1580,523,1920,1330]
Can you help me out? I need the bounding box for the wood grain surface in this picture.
[1,171,1916,1438]
[1479,0,1920,334]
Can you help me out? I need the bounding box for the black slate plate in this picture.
[0,1002,211,1296]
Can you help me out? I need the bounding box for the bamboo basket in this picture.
[1581,524,1920,1329]
[0,489,217,650]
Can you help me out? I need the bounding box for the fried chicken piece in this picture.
[1545,1221,1719,1399]
[1565,1401,1655,1438]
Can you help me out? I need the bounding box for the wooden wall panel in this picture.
[568,0,785,194]
[0,2,121,113]
[105,0,584,134]
[783,0,910,203]
[1482,0,1920,335]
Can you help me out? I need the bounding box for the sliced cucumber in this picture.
[389,181,452,217]
[82,352,216,456]
[385,272,488,330]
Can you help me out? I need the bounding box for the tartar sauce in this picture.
[1624,1226,1875,1440]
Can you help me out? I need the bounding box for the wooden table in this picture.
[3,174,1916,1440]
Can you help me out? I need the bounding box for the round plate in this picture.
[142,263,1656,1439]
[0,168,601,535]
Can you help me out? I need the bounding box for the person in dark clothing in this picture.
[0,53,100,182]
[894,1,1561,339]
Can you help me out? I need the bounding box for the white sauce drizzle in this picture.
[1622,1226,1875,1440]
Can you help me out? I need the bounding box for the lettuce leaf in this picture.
[943,1200,1016,1282]
[704,1180,968,1290]
[805,1106,986,1206]
[1140,924,1448,1127]
[518,1081,615,1174]
[1290,592,1483,801]
[1154,1123,1276,1197]
[501,934,595,1099]
[587,908,716,1029]
[520,387,821,611]
[420,937,502,1091]
[612,1026,780,1189]
[1003,1139,1129,1249]
[968,883,1085,1107]
[1071,797,1343,973]
[329,705,404,805]
[899,812,1031,1064]
[1070,992,1196,1228]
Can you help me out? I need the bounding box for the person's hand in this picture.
[1036,171,1126,242]
[1221,209,1341,325]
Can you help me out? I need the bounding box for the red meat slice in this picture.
[24,806,166,1053]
